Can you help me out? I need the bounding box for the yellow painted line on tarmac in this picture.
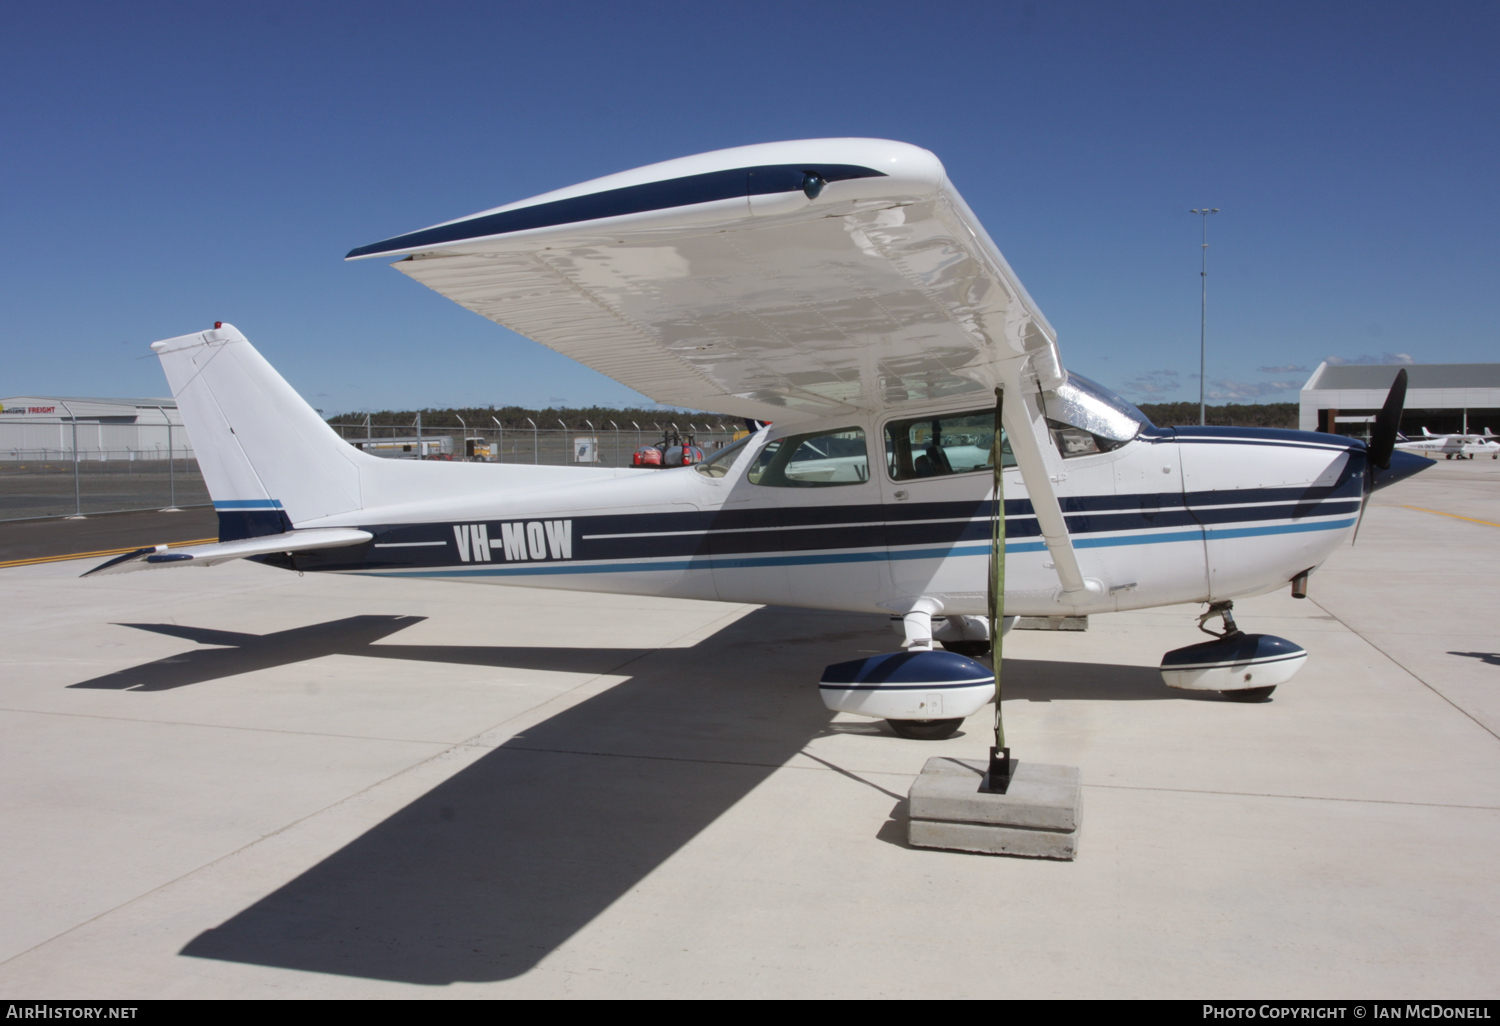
[1387,505,1500,529]
[0,537,217,569]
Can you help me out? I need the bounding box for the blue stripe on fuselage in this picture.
[347,517,1355,580]
[338,494,1360,570]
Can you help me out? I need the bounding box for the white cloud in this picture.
[1325,352,1414,366]
[1206,379,1302,400]
[1258,364,1308,374]
[1113,369,1181,400]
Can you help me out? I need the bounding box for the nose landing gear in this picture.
[1159,600,1308,702]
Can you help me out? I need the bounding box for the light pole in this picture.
[1190,208,1219,426]
[58,399,82,518]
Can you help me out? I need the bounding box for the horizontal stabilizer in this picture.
[81,529,372,577]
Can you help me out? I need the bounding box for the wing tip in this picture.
[81,547,155,578]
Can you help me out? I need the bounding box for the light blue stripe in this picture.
[353,517,1354,580]
[213,499,283,509]
[1075,529,1203,548]
[1206,518,1356,540]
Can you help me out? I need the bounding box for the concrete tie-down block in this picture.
[908,757,1081,860]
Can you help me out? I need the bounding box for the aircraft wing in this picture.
[346,139,1065,424]
[81,528,372,577]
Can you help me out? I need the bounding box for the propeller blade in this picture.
[1369,368,1409,470]
[1355,368,1409,544]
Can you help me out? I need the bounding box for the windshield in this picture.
[694,435,753,478]
[1043,373,1152,441]
[1038,373,1151,459]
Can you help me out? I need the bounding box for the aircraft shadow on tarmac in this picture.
[68,616,651,691]
[61,608,1191,984]
[70,615,1203,705]
[1448,651,1500,667]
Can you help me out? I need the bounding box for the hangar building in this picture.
[1299,364,1500,437]
[0,396,189,461]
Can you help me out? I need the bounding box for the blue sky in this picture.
[2,1,1495,413]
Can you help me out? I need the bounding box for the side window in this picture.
[884,409,1015,482]
[747,427,869,487]
[1049,422,1106,458]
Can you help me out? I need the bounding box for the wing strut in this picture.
[998,363,1102,605]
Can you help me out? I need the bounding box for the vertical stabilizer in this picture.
[152,324,366,538]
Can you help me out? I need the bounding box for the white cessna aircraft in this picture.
[1396,427,1499,460]
[88,139,1431,737]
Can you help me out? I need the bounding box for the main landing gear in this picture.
[1158,600,1309,702]
[818,607,998,741]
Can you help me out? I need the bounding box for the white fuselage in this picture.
[290,410,1364,619]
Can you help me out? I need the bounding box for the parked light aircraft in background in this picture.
[86,139,1432,737]
[1396,428,1499,460]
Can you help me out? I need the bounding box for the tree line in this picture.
[1134,401,1298,428]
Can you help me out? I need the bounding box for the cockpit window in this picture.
[884,409,1016,481]
[1041,373,1150,458]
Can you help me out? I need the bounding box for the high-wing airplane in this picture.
[86,139,1432,738]
[1396,427,1500,460]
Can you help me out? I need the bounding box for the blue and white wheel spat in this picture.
[819,650,996,719]
[1159,633,1308,692]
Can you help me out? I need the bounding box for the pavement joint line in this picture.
[0,705,456,748]
[1378,504,1500,529]
[1309,595,1500,745]
[0,538,217,569]
[488,742,904,777]
[0,605,764,973]
[1083,781,1500,812]
[488,745,1500,810]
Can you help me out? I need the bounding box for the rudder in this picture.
[152,324,367,539]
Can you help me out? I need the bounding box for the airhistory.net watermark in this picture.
[5,1008,137,1019]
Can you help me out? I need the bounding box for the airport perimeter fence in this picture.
[0,449,209,521]
[1,425,743,521]
[327,422,742,468]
